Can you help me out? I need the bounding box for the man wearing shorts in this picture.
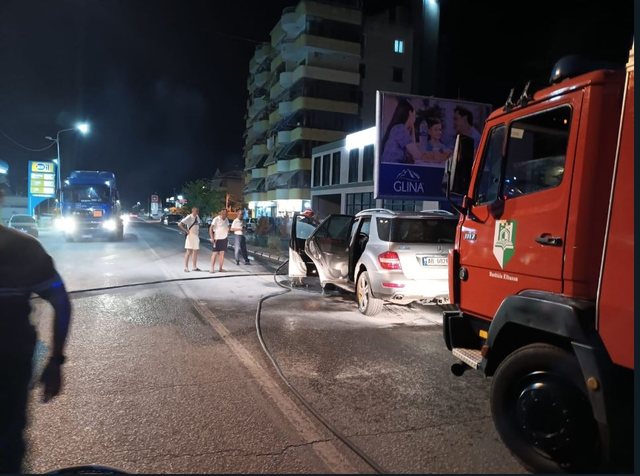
[209,208,229,272]
[178,207,202,272]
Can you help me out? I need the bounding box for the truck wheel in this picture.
[490,343,602,473]
[356,271,383,316]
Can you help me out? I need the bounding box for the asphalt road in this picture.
[23,219,526,473]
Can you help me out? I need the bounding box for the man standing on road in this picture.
[0,203,72,473]
[178,207,202,272]
[230,214,250,266]
[209,208,229,273]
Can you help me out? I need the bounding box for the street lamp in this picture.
[45,122,90,209]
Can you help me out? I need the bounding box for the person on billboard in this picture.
[381,99,449,166]
[418,116,452,167]
[453,105,482,152]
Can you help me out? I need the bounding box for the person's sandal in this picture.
[184,268,190,272]
[193,268,202,271]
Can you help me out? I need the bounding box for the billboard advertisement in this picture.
[375,92,492,200]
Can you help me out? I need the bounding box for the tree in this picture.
[181,179,225,218]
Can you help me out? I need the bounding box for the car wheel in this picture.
[356,271,384,316]
[491,343,602,473]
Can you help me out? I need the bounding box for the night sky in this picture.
[0,0,634,208]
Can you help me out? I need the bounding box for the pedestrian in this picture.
[230,213,251,266]
[209,208,229,272]
[177,207,202,272]
[1,199,72,473]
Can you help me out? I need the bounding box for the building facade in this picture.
[309,127,443,219]
[243,0,363,218]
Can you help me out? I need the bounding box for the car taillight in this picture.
[378,251,401,270]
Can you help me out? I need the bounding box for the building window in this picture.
[348,148,359,183]
[331,152,341,185]
[362,144,374,182]
[394,39,404,54]
[321,154,331,186]
[312,155,321,187]
[346,192,375,215]
[392,67,404,82]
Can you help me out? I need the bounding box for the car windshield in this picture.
[11,215,35,224]
[376,218,456,243]
[63,185,110,203]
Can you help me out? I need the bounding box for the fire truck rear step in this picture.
[452,347,483,369]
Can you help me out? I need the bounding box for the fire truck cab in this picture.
[443,43,634,473]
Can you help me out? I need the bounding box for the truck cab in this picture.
[443,46,634,473]
[60,170,124,241]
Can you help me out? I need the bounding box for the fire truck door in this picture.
[459,99,580,319]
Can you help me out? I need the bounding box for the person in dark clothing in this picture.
[0,220,72,474]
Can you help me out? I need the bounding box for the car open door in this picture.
[304,214,354,287]
[288,212,319,279]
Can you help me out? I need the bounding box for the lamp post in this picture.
[45,122,90,210]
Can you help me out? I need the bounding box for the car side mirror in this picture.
[447,134,475,198]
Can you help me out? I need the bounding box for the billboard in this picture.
[375,92,492,200]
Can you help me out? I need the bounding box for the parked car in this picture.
[245,218,258,233]
[290,208,457,315]
[162,214,183,226]
[8,214,39,237]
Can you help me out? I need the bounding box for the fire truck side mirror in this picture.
[447,134,475,198]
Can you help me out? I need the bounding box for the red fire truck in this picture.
[443,42,634,473]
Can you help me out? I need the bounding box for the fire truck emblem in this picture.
[493,220,517,269]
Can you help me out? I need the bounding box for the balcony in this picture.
[255,43,272,64]
[251,143,268,158]
[254,71,270,88]
[277,130,292,145]
[248,98,267,119]
[278,101,293,116]
[270,81,284,101]
[252,119,269,136]
[281,7,305,38]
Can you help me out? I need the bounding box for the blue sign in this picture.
[28,160,57,216]
[376,164,446,201]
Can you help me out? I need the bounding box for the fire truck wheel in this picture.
[490,343,601,473]
[356,271,383,316]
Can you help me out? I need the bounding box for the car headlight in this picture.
[103,219,117,231]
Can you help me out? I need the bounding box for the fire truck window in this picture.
[503,106,571,198]
[474,125,505,204]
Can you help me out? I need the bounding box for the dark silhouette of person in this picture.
[0,196,72,473]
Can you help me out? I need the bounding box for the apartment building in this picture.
[242,0,364,218]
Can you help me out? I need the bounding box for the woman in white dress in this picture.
[178,207,201,272]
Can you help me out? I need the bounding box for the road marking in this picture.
[140,233,358,473]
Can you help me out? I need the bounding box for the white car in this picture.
[290,209,456,315]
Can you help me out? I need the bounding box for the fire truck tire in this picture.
[490,343,602,473]
[356,271,383,316]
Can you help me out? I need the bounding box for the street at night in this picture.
[1,1,634,474]
[23,219,524,473]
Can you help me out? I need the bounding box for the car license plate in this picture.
[421,256,448,266]
[93,210,103,217]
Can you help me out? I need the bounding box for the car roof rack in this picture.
[420,209,455,216]
[355,208,395,216]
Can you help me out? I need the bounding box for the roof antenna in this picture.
[503,88,515,112]
[517,80,532,107]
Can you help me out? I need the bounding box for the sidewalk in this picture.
[139,215,289,265]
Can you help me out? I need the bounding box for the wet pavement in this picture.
[22,219,526,473]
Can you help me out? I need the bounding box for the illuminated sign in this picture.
[28,161,56,198]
